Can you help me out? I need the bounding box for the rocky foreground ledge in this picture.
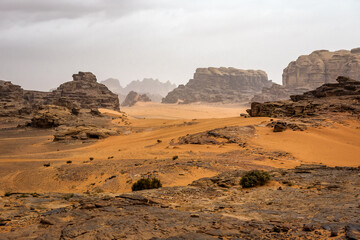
[1,165,359,239]
[247,76,360,119]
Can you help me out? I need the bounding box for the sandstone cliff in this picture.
[283,48,360,90]
[121,91,151,107]
[162,67,272,104]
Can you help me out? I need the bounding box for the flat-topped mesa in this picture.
[283,48,360,90]
[162,67,271,104]
[72,72,97,82]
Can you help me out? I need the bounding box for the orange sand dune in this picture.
[252,122,360,167]
[0,103,359,194]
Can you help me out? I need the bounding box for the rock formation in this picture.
[121,91,151,107]
[283,48,360,90]
[247,76,360,118]
[0,80,26,117]
[0,72,120,117]
[50,72,120,111]
[163,67,272,104]
[251,47,360,103]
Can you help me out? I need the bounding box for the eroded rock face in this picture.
[50,72,120,111]
[283,48,360,90]
[163,67,272,104]
[247,76,360,118]
[0,72,120,117]
[121,91,151,107]
[0,80,26,117]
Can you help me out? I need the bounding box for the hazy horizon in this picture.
[1,0,359,91]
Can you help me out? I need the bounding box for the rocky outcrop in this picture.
[247,76,360,118]
[49,72,120,110]
[0,72,120,117]
[283,48,360,90]
[176,126,255,145]
[162,67,272,104]
[121,91,151,107]
[0,80,26,117]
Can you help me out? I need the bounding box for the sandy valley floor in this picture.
[0,102,359,195]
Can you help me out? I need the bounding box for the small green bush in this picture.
[240,170,271,188]
[132,177,162,191]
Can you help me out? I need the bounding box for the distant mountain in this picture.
[123,78,177,97]
[101,78,177,102]
[101,78,124,94]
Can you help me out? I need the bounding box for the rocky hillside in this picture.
[121,91,151,107]
[283,47,360,90]
[247,76,360,118]
[163,67,272,104]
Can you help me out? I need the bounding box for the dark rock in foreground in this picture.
[247,76,360,118]
[1,165,359,239]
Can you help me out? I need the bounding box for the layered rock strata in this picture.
[283,48,360,90]
[0,72,120,117]
[162,67,272,104]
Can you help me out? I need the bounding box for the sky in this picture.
[0,0,359,91]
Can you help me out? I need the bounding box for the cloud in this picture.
[0,0,359,90]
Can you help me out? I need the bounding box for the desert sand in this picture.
[0,102,359,195]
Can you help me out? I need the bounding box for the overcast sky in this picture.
[0,0,359,91]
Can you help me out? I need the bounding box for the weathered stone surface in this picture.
[50,72,120,111]
[0,80,26,117]
[121,91,151,107]
[247,76,360,118]
[1,166,360,239]
[0,72,120,118]
[176,126,255,145]
[283,48,360,90]
[163,67,272,104]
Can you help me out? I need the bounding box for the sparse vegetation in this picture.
[172,155,179,160]
[66,160,72,164]
[89,157,94,161]
[240,170,271,188]
[43,163,50,167]
[132,177,162,191]
[157,139,162,143]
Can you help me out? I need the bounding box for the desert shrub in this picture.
[132,177,162,191]
[66,161,72,164]
[240,170,271,188]
[89,157,94,161]
[43,163,50,167]
[172,155,179,160]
